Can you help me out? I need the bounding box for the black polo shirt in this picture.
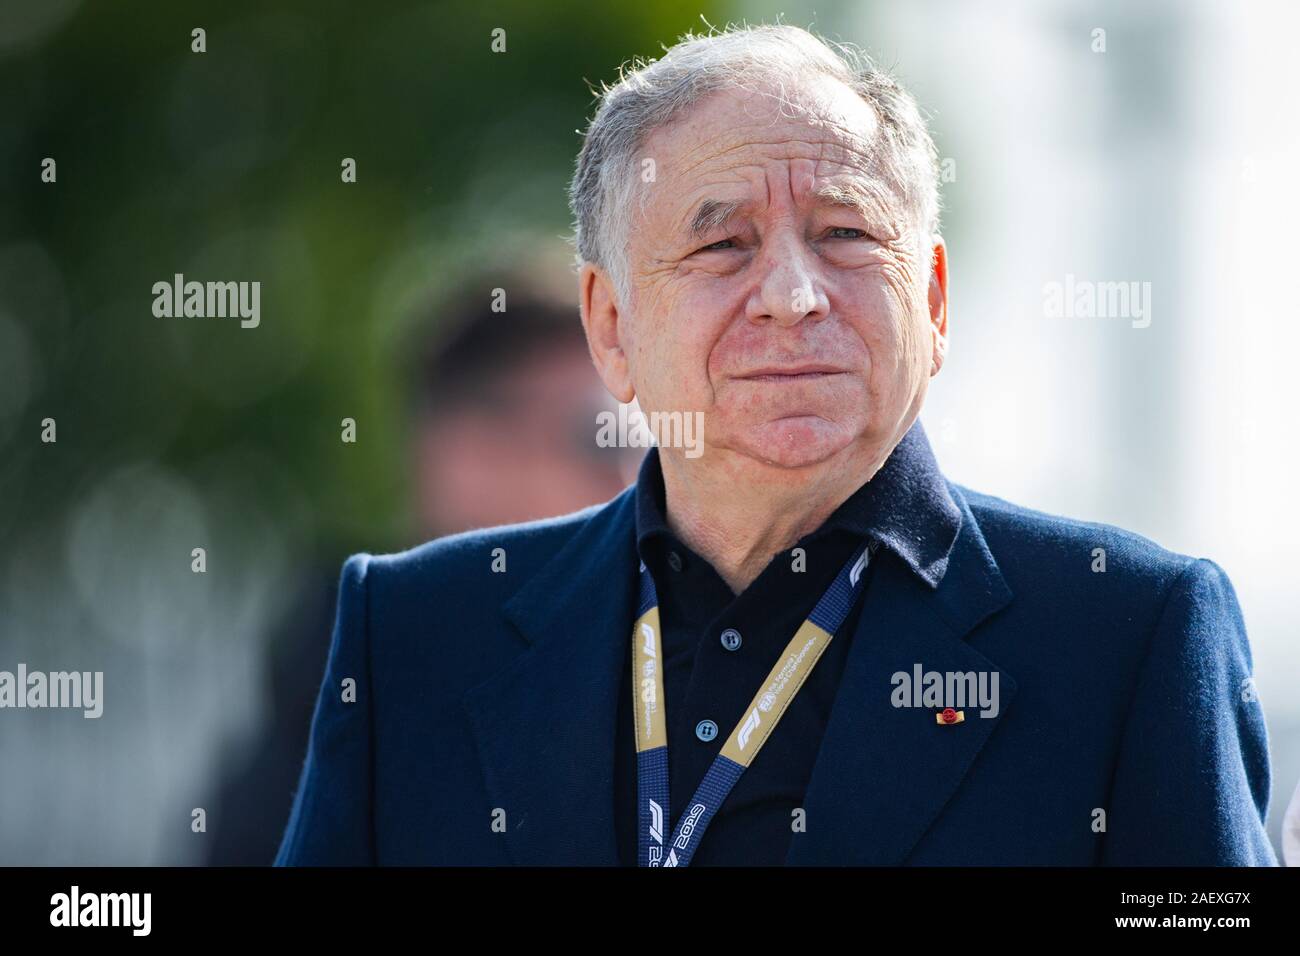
[613,420,963,866]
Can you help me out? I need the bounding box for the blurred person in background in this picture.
[207,279,631,864]
[409,281,635,535]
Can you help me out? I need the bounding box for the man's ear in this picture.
[927,237,949,377]
[579,261,636,403]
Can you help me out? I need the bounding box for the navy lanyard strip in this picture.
[634,539,876,867]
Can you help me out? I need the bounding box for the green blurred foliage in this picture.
[0,0,741,555]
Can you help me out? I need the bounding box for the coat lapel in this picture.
[786,482,1017,865]
[461,487,637,865]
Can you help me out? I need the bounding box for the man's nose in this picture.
[745,233,829,327]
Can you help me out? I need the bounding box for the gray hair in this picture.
[568,23,943,309]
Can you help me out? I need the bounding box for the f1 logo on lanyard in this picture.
[630,540,877,867]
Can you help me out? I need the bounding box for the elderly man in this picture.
[275,25,1277,866]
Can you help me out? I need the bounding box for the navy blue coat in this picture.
[274,466,1278,866]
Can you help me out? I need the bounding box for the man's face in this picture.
[617,75,944,471]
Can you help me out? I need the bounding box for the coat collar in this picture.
[634,419,964,589]
[462,428,1016,865]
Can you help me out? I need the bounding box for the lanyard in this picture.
[632,538,877,867]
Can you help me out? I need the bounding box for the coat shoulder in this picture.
[950,481,1210,598]
[347,488,634,618]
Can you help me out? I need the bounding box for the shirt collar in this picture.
[634,418,962,589]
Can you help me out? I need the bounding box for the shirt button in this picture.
[667,551,684,572]
[719,628,743,651]
[695,719,718,742]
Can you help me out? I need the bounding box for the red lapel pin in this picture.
[936,707,965,725]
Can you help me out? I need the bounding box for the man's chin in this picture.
[729,416,859,470]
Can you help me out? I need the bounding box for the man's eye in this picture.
[826,227,869,240]
[696,238,736,253]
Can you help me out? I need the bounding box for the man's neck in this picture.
[658,441,890,594]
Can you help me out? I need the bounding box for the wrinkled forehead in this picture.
[637,76,904,228]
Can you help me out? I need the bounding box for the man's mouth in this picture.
[735,363,848,382]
